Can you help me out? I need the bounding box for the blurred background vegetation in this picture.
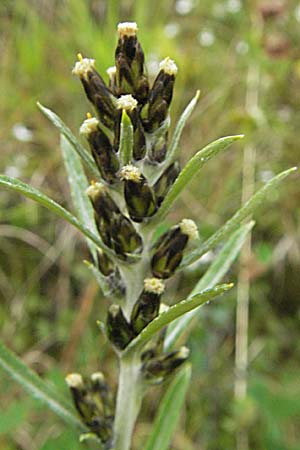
[1,0,300,449]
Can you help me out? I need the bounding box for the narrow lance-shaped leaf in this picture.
[164,90,200,167]
[144,365,191,450]
[37,102,99,178]
[61,134,98,263]
[165,221,254,350]
[0,175,118,261]
[182,167,298,268]
[0,339,87,433]
[124,283,233,355]
[119,110,134,166]
[150,135,244,224]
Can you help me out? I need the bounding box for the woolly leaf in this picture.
[150,135,244,223]
[144,365,191,450]
[124,283,233,354]
[0,175,117,260]
[165,221,254,350]
[37,102,99,178]
[164,90,200,166]
[61,134,98,262]
[119,110,134,166]
[183,167,297,268]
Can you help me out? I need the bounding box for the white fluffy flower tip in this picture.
[107,66,117,78]
[91,372,105,383]
[86,181,105,200]
[178,346,190,358]
[119,165,142,182]
[179,219,199,240]
[72,54,95,79]
[118,22,138,37]
[116,95,138,111]
[159,57,178,76]
[144,278,165,295]
[79,116,99,135]
[65,373,83,388]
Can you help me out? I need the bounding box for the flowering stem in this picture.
[113,353,143,450]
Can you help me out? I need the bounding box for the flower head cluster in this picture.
[66,22,199,445]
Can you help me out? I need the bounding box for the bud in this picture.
[141,326,168,362]
[65,374,90,420]
[65,373,113,443]
[86,182,143,257]
[115,95,146,160]
[119,165,157,222]
[153,162,180,205]
[115,22,149,104]
[151,219,198,278]
[73,54,116,130]
[90,372,114,418]
[106,304,134,350]
[65,373,95,420]
[97,249,115,277]
[142,346,190,380]
[106,66,117,94]
[130,278,165,334]
[142,57,177,133]
[148,132,168,163]
[80,114,119,184]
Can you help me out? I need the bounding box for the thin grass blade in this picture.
[37,102,99,178]
[183,167,297,268]
[144,365,191,450]
[165,221,254,350]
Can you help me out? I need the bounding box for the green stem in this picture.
[113,353,143,450]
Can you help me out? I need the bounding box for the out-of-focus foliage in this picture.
[0,0,299,449]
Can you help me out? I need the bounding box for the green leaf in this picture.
[124,283,233,355]
[165,221,254,350]
[37,102,99,178]
[151,135,244,224]
[0,175,116,260]
[0,339,87,432]
[61,134,98,263]
[165,90,200,165]
[119,110,134,166]
[144,365,191,450]
[183,167,297,268]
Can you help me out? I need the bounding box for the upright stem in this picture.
[113,353,143,450]
[113,228,153,449]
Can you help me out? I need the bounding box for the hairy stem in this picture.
[113,227,154,449]
[113,353,143,450]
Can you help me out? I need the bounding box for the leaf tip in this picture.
[195,89,201,100]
